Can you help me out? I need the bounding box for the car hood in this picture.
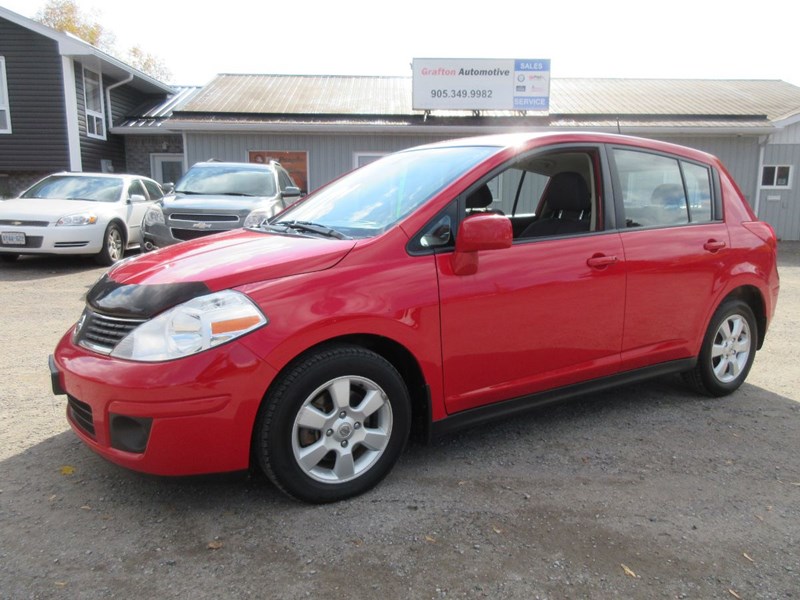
[107,228,357,291]
[161,193,278,211]
[0,198,115,221]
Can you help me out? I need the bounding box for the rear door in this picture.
[609,147,730,370]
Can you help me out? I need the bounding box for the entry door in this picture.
[151,154,184,184]
[437,233,625,415]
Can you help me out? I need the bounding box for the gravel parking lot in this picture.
[1,244,798,600]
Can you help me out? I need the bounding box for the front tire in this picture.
[254,345,411,503]
[683,299,757,397]
[95,223,124,266]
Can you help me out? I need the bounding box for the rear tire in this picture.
[254,344,411,503]
[0,254,19,263]
[95,224,124,266]
[683,299,757,397]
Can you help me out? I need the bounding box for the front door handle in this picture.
[587,254,619,269]
[703,240,726,252]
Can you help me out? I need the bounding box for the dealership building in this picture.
[122,71,800,241]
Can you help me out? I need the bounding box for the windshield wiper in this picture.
[274,220,351,240]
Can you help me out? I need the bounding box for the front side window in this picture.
[761,165,792,188]
[142,179,164,201]
[0,56,11,133]
[83,68,106,139]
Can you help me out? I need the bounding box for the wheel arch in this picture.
[106,217,129,247]
[717,285,767,349]
[250,333,431,466]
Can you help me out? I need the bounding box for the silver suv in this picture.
[142,160,302,249]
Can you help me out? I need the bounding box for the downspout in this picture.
[105,73,134,131]
[754,136,768,217]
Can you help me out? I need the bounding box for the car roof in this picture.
[410,132,718,164]
[45,172,157,182]
[190,161,276,170]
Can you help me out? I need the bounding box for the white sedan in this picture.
[0,172,164,265]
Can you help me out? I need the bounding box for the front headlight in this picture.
[111,290,267,362]
[143,206,165,226]
[243,206,277,229]
[56,213,98,226]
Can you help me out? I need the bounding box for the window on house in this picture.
[761,165,791,188]
[354,153,388,169]
[0,57,11,134]
[83,67,106,139]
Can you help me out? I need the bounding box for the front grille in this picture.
[171,228,221,241]
[68,396,95,438]
[75,310,146,354]
[0,219,48,227]
[170,213,239,223]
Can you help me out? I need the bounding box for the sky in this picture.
[3,0,800,87]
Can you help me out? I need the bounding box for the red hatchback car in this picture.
[50,133,779,502]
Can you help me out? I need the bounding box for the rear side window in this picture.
[613,149,712,228]
[681,162,713,222]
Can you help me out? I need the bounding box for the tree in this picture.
[36,0,115,52]
[35,0,172,82]
[127,46,173,83]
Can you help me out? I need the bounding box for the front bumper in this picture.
[0,224,104,255]
[51,330,277,475]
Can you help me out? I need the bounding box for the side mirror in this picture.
[129,194,147,204]
[452,214,512,276]
[282,186,302,198]
[161,182,175,195]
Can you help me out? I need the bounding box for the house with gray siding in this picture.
[0,6,175,197]
[165,74,800,240]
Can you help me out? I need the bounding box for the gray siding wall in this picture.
[0,17,69,171]
[185,132,460,192]
[187,131,763,200]
[759,144,800,240]
[185,131,794,237]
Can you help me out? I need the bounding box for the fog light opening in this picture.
[109,414,153,454]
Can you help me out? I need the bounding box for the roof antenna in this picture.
[616,117,622,134]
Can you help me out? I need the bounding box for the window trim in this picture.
[0,56,11,134]
[761,164,792,189]
[82,67,106,140]
[608,145,722,231]
[353,152,388,169]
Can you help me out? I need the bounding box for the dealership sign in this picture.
[412,58,550,112]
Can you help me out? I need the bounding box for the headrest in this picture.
[543,172,591,212]
[651,184,685,207]
[466,184,493,209]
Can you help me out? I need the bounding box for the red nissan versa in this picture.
[50,133,780,503]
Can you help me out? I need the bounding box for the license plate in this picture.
[1,231,26,246]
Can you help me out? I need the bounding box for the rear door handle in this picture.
[703,240,726,252]
[587,255,619,269]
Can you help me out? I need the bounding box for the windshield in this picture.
[175,165,277,196]
[21,175,124,202]
[271,145,498,238]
